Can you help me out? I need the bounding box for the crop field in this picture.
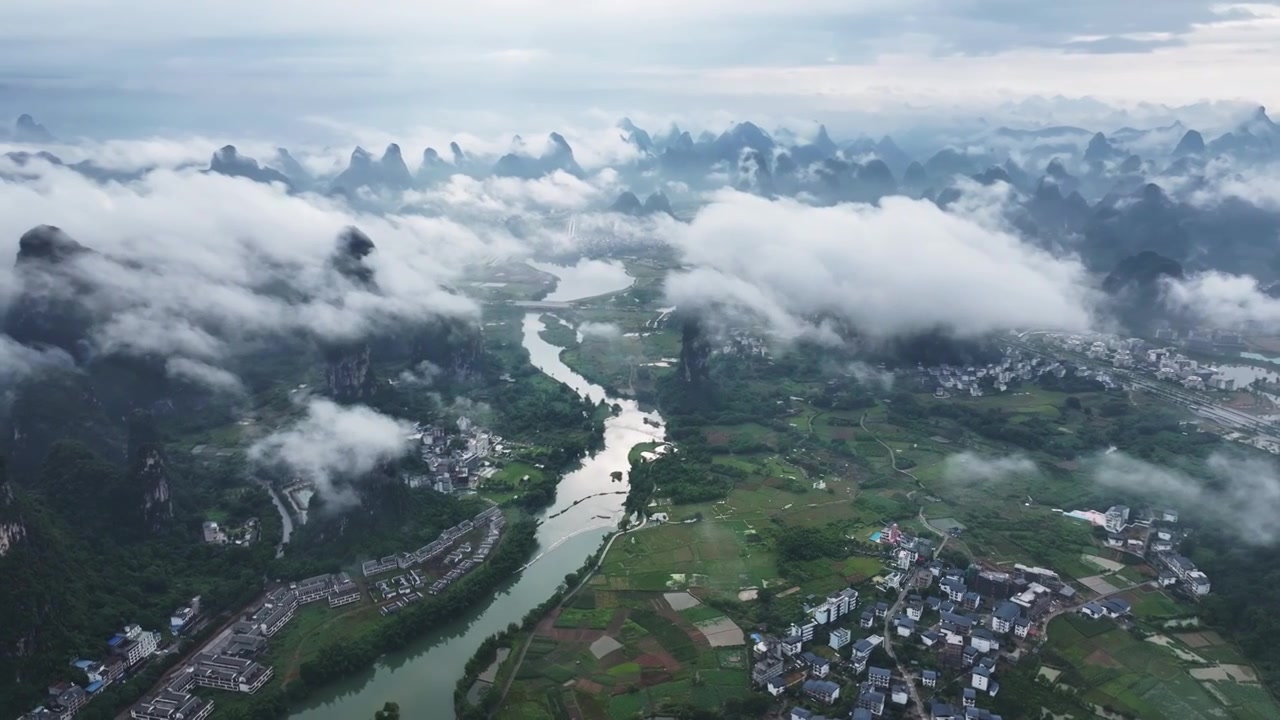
[1046,615,1279,719]
[496,587,748,720]
[599,521,777,591]
[1128,587,1183,619]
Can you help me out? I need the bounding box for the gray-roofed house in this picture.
[802,679,841,704]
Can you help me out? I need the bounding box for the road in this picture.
[1037,580,1153,644]
[114,588,274,719]
[862,412,934,719]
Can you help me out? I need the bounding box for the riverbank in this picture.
[286,310,666,719]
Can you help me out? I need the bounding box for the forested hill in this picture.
[0,439,279,711]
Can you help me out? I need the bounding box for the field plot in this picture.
[1046,614,1280,719]
[498,585,749,720]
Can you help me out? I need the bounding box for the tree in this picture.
[374,701,401,720]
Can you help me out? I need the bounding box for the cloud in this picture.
[248,399,416,508]
[941,452,1040,484]
[412,170,610,217]
[578,321,623,340]
[2,1,1275,137]
[1185,159,1280,211]
[1090,451,1280,545]
[0,162,488,385]
[0,335,75,384]
[845,361,895,391]
[441,396,495,428]
[665,191,1097,342]
[1060,36,1186,54]
[397,361,441,387]
[1161,271,1280,326]
[165,357,245,394]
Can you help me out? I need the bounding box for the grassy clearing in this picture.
[1130,588,1184,619]
[555,608,616,630]
[679,605,728,624]
[601,521,775,591]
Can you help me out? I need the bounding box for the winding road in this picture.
[860,412,937,719]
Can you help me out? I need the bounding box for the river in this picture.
[290,279,664,719]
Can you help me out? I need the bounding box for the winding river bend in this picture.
[291,274,665,720]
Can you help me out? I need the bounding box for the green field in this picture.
[1129,588,1183,619]
[1045,615,1279,719]
[496,588,749,720]
[555,607,616,630]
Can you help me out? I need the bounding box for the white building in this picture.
[828,627,852,651]
[112,625,159,667]
[1104,505,1130,533]
[971,666,993,692]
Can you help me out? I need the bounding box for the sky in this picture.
[2,1,1279,138]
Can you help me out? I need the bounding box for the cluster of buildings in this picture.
[1061,504,1210,596]
[406,416,502,494]
[430,512,505,596]
[19,625,162,720]
[361,505,504,605]
[374,571,426,616]
[125,571,359,720]
[1046,333,1249,395]
[199,517,259,546]
[1152,327,1247,356]
[1157,554,1212,596]
[750,586,862,694]
[922,349,1117,398]
[765,525,1084,720]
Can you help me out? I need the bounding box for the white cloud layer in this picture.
[1162,272,1280,326]
[248,399,416,508]
[0,162,490,381]
[941,452,1040,484]
[666,191,1097,341]
[1090,451,1280,545]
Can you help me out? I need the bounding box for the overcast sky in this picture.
[2,1,1279,137]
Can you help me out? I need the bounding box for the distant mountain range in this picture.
[8,109,1280,311]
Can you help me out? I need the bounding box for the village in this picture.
[753,503,1205,720]
[19,502,506,720]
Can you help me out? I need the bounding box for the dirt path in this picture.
[1037,580,1153,645]
[860,412,940,720]
[491,518,653,716]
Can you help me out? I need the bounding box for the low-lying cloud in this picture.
[1090,451,1280,545]
[165,357,246,395]
[1162,271,1280,327]
[942,452,1040,484]
[845,361,895,391]
[0,162,493,388]
[0,335,75,384]
[397,360,442,387]
[665,191,1097,342]
[578,321,623,340]
[248,399,416,508]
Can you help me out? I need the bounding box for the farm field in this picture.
[494,588,751,720]
[1045,614,1280,720]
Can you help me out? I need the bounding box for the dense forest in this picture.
[0,446,278,710]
